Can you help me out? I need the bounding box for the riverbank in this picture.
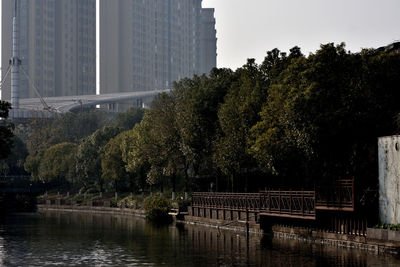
[37,204,400,255]
[38,204,145,217]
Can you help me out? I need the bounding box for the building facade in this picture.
[100,0,217,94]
[1,0,96,100]
[1,0,216,101]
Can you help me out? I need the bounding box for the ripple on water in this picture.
[1,212,400,266]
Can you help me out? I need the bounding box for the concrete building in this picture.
[100,0,217,95]
[1,0,96,100]
[199,8,217,75]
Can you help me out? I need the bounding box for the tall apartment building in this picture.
[200,8,217,75]
[1,0,96,100]
[100,0,217,94]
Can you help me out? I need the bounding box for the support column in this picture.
[11,14,21,109]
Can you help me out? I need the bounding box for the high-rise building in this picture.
[1,0,216,102]
[100,0,217,94]
[200,8,217,75]
[1,0,96,100]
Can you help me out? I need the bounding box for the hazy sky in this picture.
[202,0,400,70]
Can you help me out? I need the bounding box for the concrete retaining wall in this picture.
[378,135,400,224]
[37,204,145,217]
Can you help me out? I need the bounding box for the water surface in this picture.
[0,211,399,266]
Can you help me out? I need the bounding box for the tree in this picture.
[249,43,400,188]
[112,107,144,130]
[213,59,269,192]
[121,126,150,193]
[24,150,44,182]
[75,126,121,192]
[173,69,235,192]
[122,93,183,196]
[0,101,14,160]
[38,142,78,187]
[101,131,131,192]
[23,110,113,154]
[1,135,29,175]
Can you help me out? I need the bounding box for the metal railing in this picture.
[260,190,315,218]
[192,192,260,212]
[192,190,316,219]
[316,179,354,211]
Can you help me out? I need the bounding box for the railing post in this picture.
[313,191,316,216]
[352,179,355,210]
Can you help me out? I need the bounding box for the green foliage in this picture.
[101,131,132,191]
[2,136,29,175]
[117,194,144,209]
[20,43,400,195]
[375,224,400,231]
[24,150,44,181]
[249,43,400,187]
[38,142,77,186]
[213,59,269,191]
[174,70,234,186]
[144,194,172,222]
[76,126,121,192]
[23,111,113,153]
[112,107,144,130]
[0,100,14,160]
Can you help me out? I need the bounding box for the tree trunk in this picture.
[231,174,234,193]
[184,164,189,199]
[172,175,176,200]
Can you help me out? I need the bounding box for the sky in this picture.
[202,0,400,70]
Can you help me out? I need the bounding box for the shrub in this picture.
[144,194,172,223]
[117,194,144,209]
[374,224,400,231]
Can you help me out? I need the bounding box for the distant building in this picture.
[1,0,96,100]
[200,8,217,75]
[100,0,217,95]
[1,0,217,102]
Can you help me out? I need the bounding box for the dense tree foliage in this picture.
[18,43,400,195]
[19,108,143,192]
[213,59,269,191]
[250,43,400,187]
[101,131,131,192]
[38,142,77,186]
[112,107,144,130]
[0,101,14,160]
[75,126,121,192]
[0,136,28,176]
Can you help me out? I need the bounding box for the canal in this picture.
[0,211,399,266]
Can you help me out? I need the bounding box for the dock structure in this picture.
[188,180,366,236]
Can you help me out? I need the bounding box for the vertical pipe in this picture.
[11,8,20,109]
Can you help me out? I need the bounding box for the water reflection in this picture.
[0,211,399,266]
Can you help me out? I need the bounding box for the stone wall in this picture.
[378,135,400,224]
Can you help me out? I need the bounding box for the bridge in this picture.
[191,180,354,220]
[188,180,368,236]
[7,89,170,119]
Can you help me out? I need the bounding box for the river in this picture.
[0,211,399,266]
